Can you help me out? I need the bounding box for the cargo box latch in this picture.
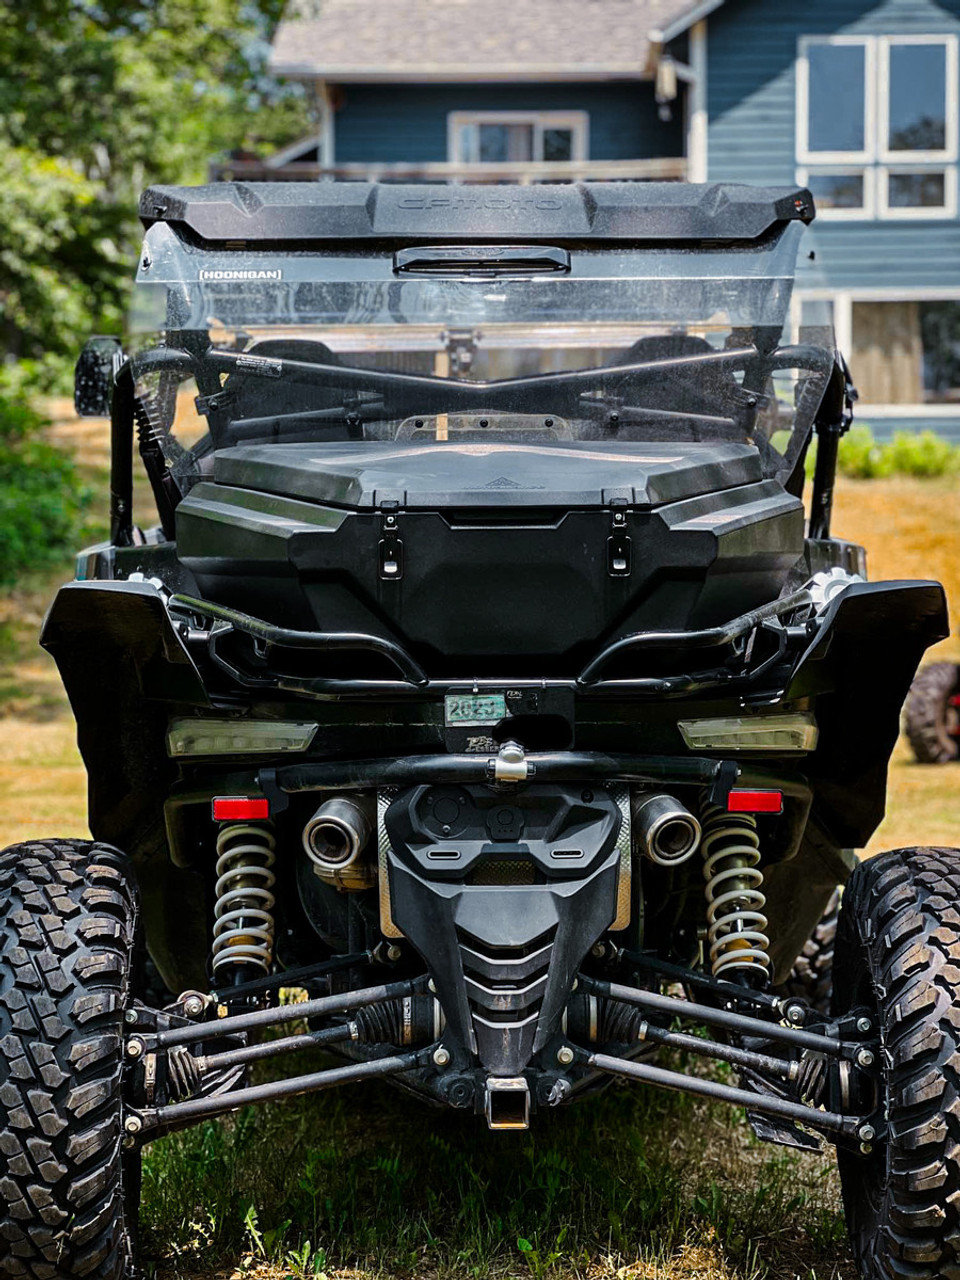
[379,500,404,581]
[607,499,632,577]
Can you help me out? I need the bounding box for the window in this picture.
[448,112,589,165]
[797,34,958,219]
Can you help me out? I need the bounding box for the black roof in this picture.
[139,182,815,245]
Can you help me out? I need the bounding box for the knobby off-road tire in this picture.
[833,847,960,1280]
[904,661,960,763]
[0,840,140,1280]
[779,888,839,1014]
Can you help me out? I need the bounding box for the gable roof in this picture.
[270,0,705,81]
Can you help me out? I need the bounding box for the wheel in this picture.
[0,840,140,1279]
[779,888,839,1014]
[833,847,960,1279]
[904,662,960,763]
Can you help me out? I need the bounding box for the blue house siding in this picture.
[333,82,683,164]
[704,0,960,287]
[700,0,960,432]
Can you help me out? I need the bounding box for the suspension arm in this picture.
[635,1019,798,1083]
[579,975,849,1058]
[134,1052,421,1138]
[586,1051,860,1139]
[195,1022,357,1074]
[154,979,420,1049]
[614,948,787,1016]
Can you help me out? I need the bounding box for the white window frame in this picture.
[796,33,959,221]
[794,287,960,415]
[879,164,958,220]
[797,35,876,164]
[447,111,589,164]
[796,165,876,221]
[878,34,958,163]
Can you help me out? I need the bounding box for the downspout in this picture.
[688,20,708,182]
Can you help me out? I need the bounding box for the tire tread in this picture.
[0,839,138,1280]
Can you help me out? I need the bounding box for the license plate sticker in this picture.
[444,693,507,727]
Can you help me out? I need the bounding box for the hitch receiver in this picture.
[485,1077,531,1130]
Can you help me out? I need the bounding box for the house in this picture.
[215,0,960,437]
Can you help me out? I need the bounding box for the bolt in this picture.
[557,1045,575,1066]
[124,1115,143,1136]
[433,1046,451,1067]
[858,1124,876,1143]
[785,1004,805,1025]
[123,1136,137,1150]
[591,942,606,958]
[126,1038,144,1059]
[860,1142,873,1155]
[124,1009,138,1025]
[857,1049,875,1069]
[857,1017,872,1034]
[386,944,402,962]
[183,995,204,1018]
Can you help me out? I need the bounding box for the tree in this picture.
[0,1,309,367]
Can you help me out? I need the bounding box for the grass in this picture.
[1,419,959,1278]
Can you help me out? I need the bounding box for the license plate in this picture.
[444,693,507,726]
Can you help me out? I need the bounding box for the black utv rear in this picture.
[1,181,956,1280]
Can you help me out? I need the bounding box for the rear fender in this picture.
[787,580,948,847]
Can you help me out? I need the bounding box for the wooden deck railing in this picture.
[207,157,688,184]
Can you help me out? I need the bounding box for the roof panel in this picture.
[139,181,815,243]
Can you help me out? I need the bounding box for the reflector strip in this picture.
[213,797,270,821]
[727,789,783,815]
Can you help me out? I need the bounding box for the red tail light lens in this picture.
[727,789,783,815]
[212,797,270,821]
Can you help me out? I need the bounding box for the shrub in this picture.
[0,389,88,585]
[807,424,960,480]
[883,429,960,478]
[836,424,892,479]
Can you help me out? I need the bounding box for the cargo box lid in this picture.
[212,441,763,509]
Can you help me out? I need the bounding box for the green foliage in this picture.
[0,1,309,364]
[806,424,960,480]
[0,391,88,584]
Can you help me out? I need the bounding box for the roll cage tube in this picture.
[109,342,840,547]
[808,352,857,541]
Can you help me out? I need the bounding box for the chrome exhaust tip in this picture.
[302,796,372,873]
[633,793,701,866]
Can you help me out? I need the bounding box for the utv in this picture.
[905,659,960,762]
[1,182,956,1280]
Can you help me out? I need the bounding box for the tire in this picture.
[833,847,960,1280]
[779,888,839,1014]
[904,662,960,764]
[0,840,140,1280]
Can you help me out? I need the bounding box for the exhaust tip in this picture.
[305,818,359,868]
[302,797,372,872]
[634,793,701,867]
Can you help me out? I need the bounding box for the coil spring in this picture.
[700,804,771,980]
[211,823,277,976]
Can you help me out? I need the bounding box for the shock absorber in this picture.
[699,803,771,981]
[211,822,277,980]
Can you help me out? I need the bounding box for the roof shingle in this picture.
[271,0,701,79]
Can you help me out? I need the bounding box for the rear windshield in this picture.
[129,218,833,487]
